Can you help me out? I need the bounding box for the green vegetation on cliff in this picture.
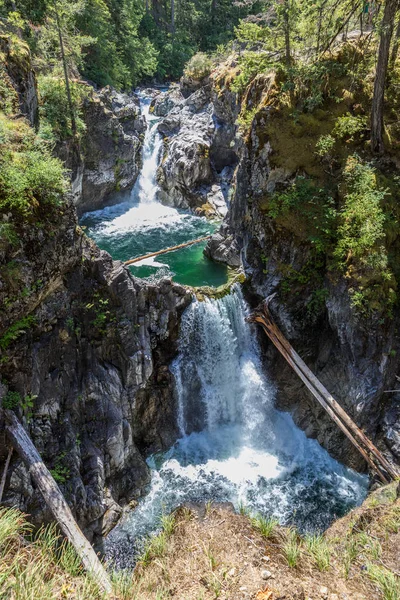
[0,113,67,218]
[211,4,400,317]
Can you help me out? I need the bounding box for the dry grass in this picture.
[1,483,399,600]
[0,506,104,599]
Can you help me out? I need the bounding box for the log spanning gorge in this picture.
[81,91,369,568]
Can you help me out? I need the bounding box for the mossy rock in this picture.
[193,270,246,301]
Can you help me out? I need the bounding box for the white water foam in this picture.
[104,287,368,568]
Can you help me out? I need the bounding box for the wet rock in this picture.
[382,395,400,459]
[156,86,234,217]
[99,86,146,135]
[0,201,191,540]
[75,89,144,214]
[150,85,184,116]
[204,224,241,268]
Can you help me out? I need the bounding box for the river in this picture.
[81,92,368,568]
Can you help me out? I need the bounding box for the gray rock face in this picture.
[204,224,241,268]
[99,86,146,136]
[150,86,184,116]
[0,201,191,542]
[156,85,235,218]
[73,88,144,215]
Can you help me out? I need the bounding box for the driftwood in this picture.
[3,409,112,593]
[124,235,212,266]
[248,302,399,483]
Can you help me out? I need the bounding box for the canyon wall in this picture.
[0,35,190,542]
[155,61,400,470]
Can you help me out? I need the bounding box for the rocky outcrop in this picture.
[202,64,400,470]
[155,84,236,218]
[150,85,184,116]
[0,36,192,540]
[0,200,191,542]
[71,87,145,215]
[204,223,241,267]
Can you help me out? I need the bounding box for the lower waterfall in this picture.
[105,288,368,568]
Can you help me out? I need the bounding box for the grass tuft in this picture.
[251,514,279,539]
[304,533,331,571]
[368,564,400,600]
[283,528,301,568]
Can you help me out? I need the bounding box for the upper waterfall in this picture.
[80,90,228,287]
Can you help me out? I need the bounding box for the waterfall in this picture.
[173,289,273,436]
[105,288,368,568]
[135,97,163,205]
[81,91,226,287]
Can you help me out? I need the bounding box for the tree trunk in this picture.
[3,409,112,593]
[283,0,291,66]
[390,17,400,65]
[371,0,399,154]
[54,2,77,137]
[171,0,175,35]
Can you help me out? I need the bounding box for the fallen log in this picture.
[249,302,399,483]
[124,235,212,266]
[3,409,112,593]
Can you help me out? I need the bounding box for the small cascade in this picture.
[134,98,163,205]
[105,288,368,569]
[80,91,228,287]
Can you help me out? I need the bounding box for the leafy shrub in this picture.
[0,315,36,351]
[0,223,18,248]
[315,134,335,157]
[0,115,67,217]
[234,21,267,44]
[50,452,70,484]
[281,59,347,111]
[335,157,388,270]
[237,105,259,131]
[332,114,367,141]
[0,68,18,115]
[231,50,272,93]
[2,390,21,410]
[184,52,213,80]
[334,156,396,313]
[38,75,89,140]
[268,176,337,253]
